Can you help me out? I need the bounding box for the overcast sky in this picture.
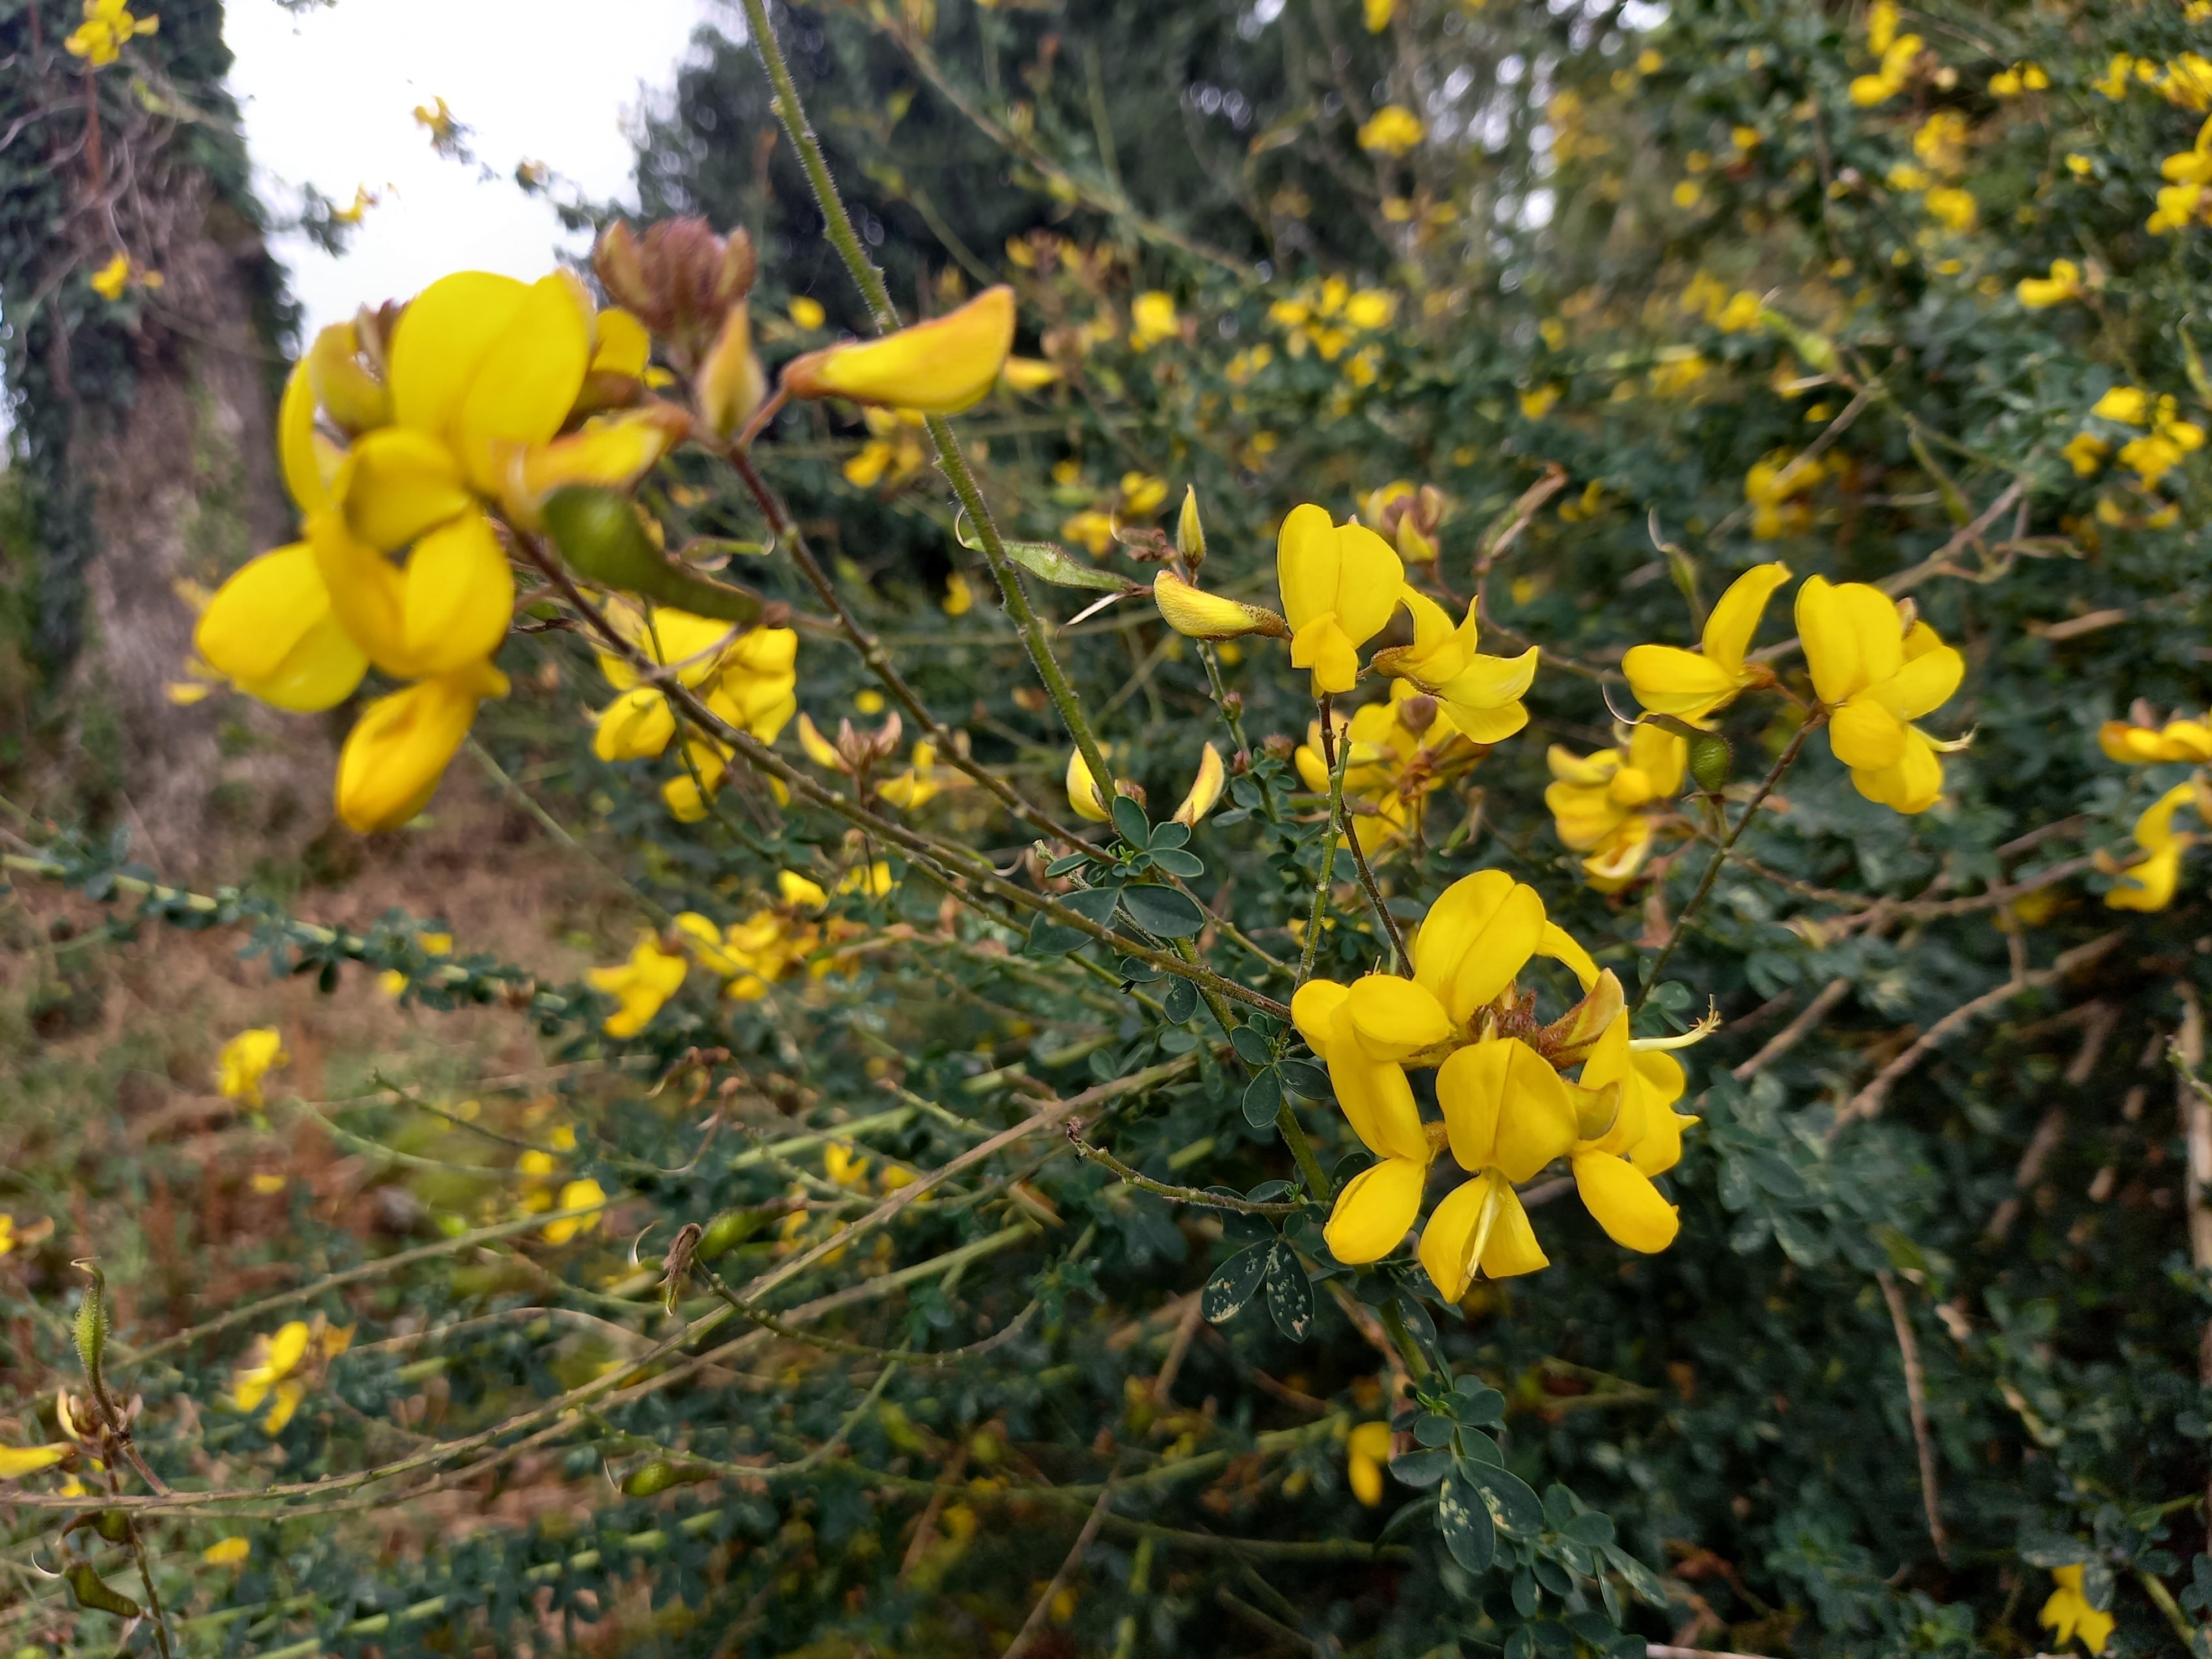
[225,0,730,342]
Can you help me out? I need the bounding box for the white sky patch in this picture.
[225,0,727,341]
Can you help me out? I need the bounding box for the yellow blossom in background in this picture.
[1363,0,1393,30]
[1276,503,1403,694]
[2099,714,2212,764]
[789,295,826,330]
[328,185,377,226]
[1850,21,1924,107]
[2038,1566,2115,1654]
[1545,722,1687,891]
[202,1537,251,1567]
[1923,186,1978,232]
[1129,291,1180,349]
[588,937,689,1036]
[90,253,130,299]
[879,741,962,810]
[1796,575,1964,813]
[1743,452,1825,539]
[231,1317,351,1434]
[1368,588,1537,740]
[2091,388,2206,486]
[1517,385,1561,420]
[844,406,930,488]
[1989,62,2049,97]
[941,571,973,616]
[2093,54,2136,101]
[1347,1420,1392,1505]
[2101,783,2197,911]
[216,1028,288,1109]
[1062,508,1117,557]
[0,1213,13,1256]
[1622,561,1790,718]
[2017,259,2084,309]
[1120,472,1169,517]
[413,95,462,149]
[543,1179,608,1244]
[1357,105,1426,158]
[65,0,157,67]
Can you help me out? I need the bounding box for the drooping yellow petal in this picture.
[1793,574,1861,705]
[1699,560,1791,674]
[1173,743,1227,827]
[455,271,594,493]
[1434,1037,1579,1182]
[1066,747,1110,822]
[398,512,518,676]
[1570,1151,1680,1251]
[333,662,508,832]
[1538,921,1601,990]
[1435,646,1538,714]
[0,1443,69,1478]
[510,406,689,525]
[341,426,472,553]
[1291,979,1349,1058]
[277,358,331,517]
[1343,974,1453,1060]
[1289,614,1361,695]
[1323,1156,1428,1263]
[1869,639,1963,721]
[781,286,1016,414]
[1326,1005,1431,1162]
[1418,1170,1550,1296]
[1829,696,1908,771]
[1852,724,1946,814]
[591,307,652,378]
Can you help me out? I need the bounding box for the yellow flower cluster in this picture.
[1357,105,1426,158]
[1266,278,1398,364]
[587,872,855,1036]
[843,408,929,488]
[2039,1566,2116,1655]
[590,599,798,823]
[229,1316,352,1434]
[2094,712,2212,910]
[1292,873,1698,1293]
[1848,1,1923,106]
[2017,259,2086,310]
[1743,451,1827,540]
[2150,116,2212,234]
[64,0,157,67]
[1680,273,1765,335]
[88,251,163,301]
[1293,681,1483,855]
[215,1027,288,1110]
[1545,724,1687,892]
[2087,385,2206,488]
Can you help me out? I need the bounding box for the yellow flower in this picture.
[1000,356,1060,392]
[1363,0,1393,30]
[413,95,461,147]
[1849,32,1924,106]
[1129,291,1180,350]
[0,1213,13,1256]
[1119,472,1169,518]
[1066,746,1113,822]
[1172,743,1227,827]
[1417,1040,1579,1295]
[2103,782,2197,912]
[88,252,131,299]
[591,603,798,769]
[942,571,973,616]
[202,1537,252,1567]
[1796,575,1964,814]
[1923,186,1978,231]
[231,1317,351,1434]
[543,1179,608,1244]
[193,543,369,712]
[1062,509,1117,557]
[1989,61,2048,97]
[781,285,1015,414]
[2038,1566,2116,1655]
[1715,292,1764,333]
[336,662,510,832]
[64,0,157,67]
[1291,979,1441,1264]
[1369,588,1537,740]
[1347,1420,1392,1506]
[1567,1016,1688,1251]
[823,1143,870,1187]
[1357,106,1426,158]
[1517,384,1561,420]
[843,406,930,489]
[2099,716,2212,764]
[0,1443,71,1478]
[1545,723,1687,891]
[2017,259,2085,309]
[1276,503,1404,694]
[2093,386,2150,425]
[789,295,826,330]
[1621,561,1791,718]
[216,1028,288,1109]
[879,741,959,811]
[587,936,689,1037]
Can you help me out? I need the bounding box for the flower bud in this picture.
[1151,570,1290,641]
[695,304,768,439]
[1396,693,1439,735]
[592,218,757,371]
[1688,732,1733,792]
[1066,747,1111,822]
[782,286,1016,414]
[1176,485,1207,567]
[1173,742,1227,827]
[1262,733,1296,761]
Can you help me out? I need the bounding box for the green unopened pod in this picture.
[696,1206,771,1262]
[66,1563,140,1619]
[542,486,766,624]
[623,1460,681,1497]
[1688,732,1733,793]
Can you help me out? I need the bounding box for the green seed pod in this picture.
[1688,732,1733,793]
[542,486,768,624]
[65,1563,140,1619]
[696,1207,770,1262]
[72,1262,107,1398]
[622,1460,681,1497]
[93,1509,133,1543]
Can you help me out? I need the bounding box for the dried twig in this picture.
[1876,1269,1947,1561]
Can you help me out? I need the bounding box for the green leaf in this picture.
[1464,1463,1546,1537]
[1148,847,1206,878]
[1389,1447,1452,1489]
[1149,820,1191,849]
[1120,884,1208,938]
[1162,978,1198,1023]
[1599,1543,1668,1606]
[1438,1471,1498,1573]
[1564,1511,1615,1547]
[1110,795,1151,847]
[1262,1240,1313,1340]
[1413,1412,1455,1448]
[1044,852,1094,878]
[1201,1244,1269,1323]
[1228,1027,1274,1066]
[1241,1069,1283,1128]
[1003,538,1139,593]
[1279,1058,1330,1098]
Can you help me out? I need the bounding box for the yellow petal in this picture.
[306,320,393,435]
[1344,973,1453,1060]
[1793,574,1861,705]
[695,304,768,437]
[195,543,367,712]
[591,307,651,378]
[593,686,676,761]
[1276,505,1403,643]
[1411,870,1547,1025]
[1434,1037,1578,1182]
[1476,1181,1551,1278]
[260,1379,305,1434]
[1322,1156,1428,1263]
[341,426,471,553]
[1829,696,1907,771]
[1538,921,1600,990]
[1289,614,1361,695]
[277,357,330,517]
[334,663,508,833]
[782,286,1016,414]
[797,712,842,769]
[397,512,517,677]
[389,270,531,440]
[1152,570,1289,640]
[1851,726,1945,815]
[0,1443,69,1478]
[1066,747,1110,821]
[1326,1005,1431,1162]
[1290,979,1349,1058]
[1416,1170,1498,1301]
[1173,742,1227,827]
[455,272,594,493]
[1623,644,1738,716]
[1435,646,1538,712]
[1869,641,1963,722]
[266,1320,311,1379]
[1698,560,1791,674]
[511,406,689,525]
[1570,1152,1680,1251]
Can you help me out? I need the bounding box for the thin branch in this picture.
[1003,1484,1116,1659]
[1065,1123,1303,1214]
[1876,1269,1948,1562]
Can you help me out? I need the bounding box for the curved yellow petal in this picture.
[1323,1156,1428,1264]
[593,686,676,761]
[1829,696,1907,771]
[2107,838,2187,911]
[1416,1170,1497,1301]
[1326,1005,1430,1162]
[1435,1037,1578,1181]
[1290,613,1361,695]
[1291,979,1349,1058]
[1344,974,1453,1060]
[1623,644,1738,716]
[512,406,689,526]
[782,286,1016,414]
[1537,921,1600,991]
[1152,569,1289,640]
[1699,561,1791,674]
[1437,646,1539,711]
[1477,1180,1551,1278]
[1852,726,1945,814]
[1173,742,1227,827]
[277,358,332,517]
[389,270,531,439]
[1066,747,1111,821]
[1276,503,1341,630]
[591,306,651,377]
[1412,870,1547,1025]
[1869,641,1963,722]
[341,426,472,554]
[456,272,594,493]
[1331,522,1406,643]
[397,512,516,677]
[196,542,334,685]
[1570,1151,1680,1251]
[1793,575,1861,705]
[335,663,508,832]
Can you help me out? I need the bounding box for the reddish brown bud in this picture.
[593,218,758,371]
